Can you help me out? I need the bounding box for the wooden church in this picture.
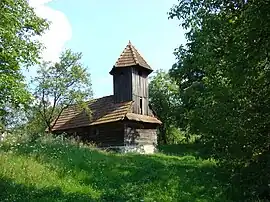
[51,41,162,153]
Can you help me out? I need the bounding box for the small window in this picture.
[138,71,142,76]
[139,97,143,114]
[120,71,124,76]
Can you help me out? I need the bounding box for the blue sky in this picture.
[27,0,186,98]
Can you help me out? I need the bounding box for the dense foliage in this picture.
[169,0,270,199]
[33,50,92,132]
[149,70,185,144]
[0,0,48,128]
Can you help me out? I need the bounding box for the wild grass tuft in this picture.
[0,133,234,201]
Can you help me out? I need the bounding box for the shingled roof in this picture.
[51,95,161,131]
[110,41,152,74]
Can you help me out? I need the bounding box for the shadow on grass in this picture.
[0,176,95,202]
[158,144,270,201]
[0,140,232,202]
[157,143,210,159]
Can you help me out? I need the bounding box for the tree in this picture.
[169,0,270,199]
[33,49,92,132]
[149,70,182,144]
[0,0,48,125]
[22,106,47,136]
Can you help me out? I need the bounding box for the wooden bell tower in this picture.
[109,41,153,115]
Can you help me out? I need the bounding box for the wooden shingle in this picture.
[52,96,131,131]
[112,41,152,71]
[125,113,162,124]
[51,95,161,131]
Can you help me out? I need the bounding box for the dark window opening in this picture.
[139,97,143,114]
[138,71,142,76]
[120,71,124,76]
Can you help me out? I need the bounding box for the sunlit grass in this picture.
[0,135,231,202]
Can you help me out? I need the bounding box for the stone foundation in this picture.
[121,144,156,154]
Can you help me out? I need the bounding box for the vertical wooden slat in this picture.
[112,68,133,103]
[112,64,151,116]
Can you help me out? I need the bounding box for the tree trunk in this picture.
[159,125,167,145]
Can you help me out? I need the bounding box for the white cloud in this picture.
[29,0,72,62]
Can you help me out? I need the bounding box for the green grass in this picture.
[0,136,232,202]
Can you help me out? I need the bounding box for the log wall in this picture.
[124,122,158,146]
[55,122,125,147]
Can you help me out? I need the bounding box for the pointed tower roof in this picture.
[110,41,152,74]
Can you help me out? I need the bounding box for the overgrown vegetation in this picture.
[0,134,233,202]
[1,0,269,201]
[149,70,185,144]
[0,0,48,130]
[148,0,270,200]
[0,0,92,134]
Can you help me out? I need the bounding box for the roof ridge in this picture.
[131,44,149,67]
[91,95,113,101]
[114,47,126,67]
[111,41,152,73]
[87,95,113,104]
[128,41,139,65]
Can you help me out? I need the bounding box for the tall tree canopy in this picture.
[149,70,182,144]
[169,0,270,198]
[0,0,48,127]
[33,50,92,132]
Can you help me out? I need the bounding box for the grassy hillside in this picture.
[0,135,232,202]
